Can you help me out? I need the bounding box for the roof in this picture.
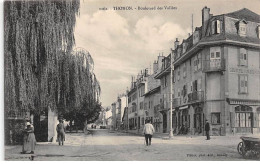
[225,8,260,23]
[143,86,161,97]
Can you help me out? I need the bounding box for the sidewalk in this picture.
[114,128,260,141]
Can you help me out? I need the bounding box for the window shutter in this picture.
[198,78,202,91]
[245,75,248,93]
[194,80,198,91]
[198,53,201,69]
[216,20,220,34]
[239,75,242,93]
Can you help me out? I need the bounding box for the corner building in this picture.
[173,7,260,136]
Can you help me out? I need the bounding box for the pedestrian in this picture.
[205,119,210,140]
[21,122,36,154]
[143,119,155,146]
[56,119,66,146]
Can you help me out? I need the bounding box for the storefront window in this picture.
[235,105,252,128]
[211,113,220,124]
[257,107,260,127]
[235,113,252,127]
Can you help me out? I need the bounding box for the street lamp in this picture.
[169,48,174,138]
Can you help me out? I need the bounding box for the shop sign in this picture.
[229,67,260,75]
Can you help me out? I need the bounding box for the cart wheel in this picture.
[237,142,244,155]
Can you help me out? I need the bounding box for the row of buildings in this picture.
[110,7,260,136]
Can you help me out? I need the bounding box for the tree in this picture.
[60,48,101,129]
[4,0,80,116]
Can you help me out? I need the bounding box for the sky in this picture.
[74,0,260,107]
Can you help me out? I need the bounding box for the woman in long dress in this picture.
[22,122,36,154]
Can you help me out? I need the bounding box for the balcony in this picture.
[172,97,181,108]
[203,59,225,73]
[188,91,204,103]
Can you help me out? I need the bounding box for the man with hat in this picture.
[205,119,210,140]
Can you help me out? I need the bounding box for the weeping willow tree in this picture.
[4,0,101,124]
[60,48,101,127]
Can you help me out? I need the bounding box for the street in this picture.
[5,129,258,161]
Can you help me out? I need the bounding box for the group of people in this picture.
[21,119,66,154]
[20,118,210,153]
[142,119,211,146]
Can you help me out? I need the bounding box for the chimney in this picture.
[153,61,158,74]
[202,6,210,37]
[174,38,179,50]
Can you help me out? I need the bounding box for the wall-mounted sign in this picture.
[229,67,260,75]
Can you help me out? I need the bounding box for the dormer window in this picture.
[177,48,181,57]
[193,31,200,45]
[236,20,247,37]
[183,42,187,53]
[212,20,220,34]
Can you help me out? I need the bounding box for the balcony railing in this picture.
[172,97,181,108]
[188,91,204,103]
[203,59,225,72]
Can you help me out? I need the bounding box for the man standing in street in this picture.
[143,119,155,146]
[56,119,66,145]
[205,120,210,140]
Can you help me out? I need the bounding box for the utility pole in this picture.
[169,48,174,138]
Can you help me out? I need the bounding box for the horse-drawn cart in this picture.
[237,136,260,159]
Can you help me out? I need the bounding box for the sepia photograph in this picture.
[2,0,260,161]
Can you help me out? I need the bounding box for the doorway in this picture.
[194,107,203,134]
[162,112,167,133]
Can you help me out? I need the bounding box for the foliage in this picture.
[4,0,101,124]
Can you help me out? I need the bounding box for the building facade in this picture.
[173,7,260,136]
[154,55,176,133]
[111,94,128,130]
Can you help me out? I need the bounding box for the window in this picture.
[164,76,167,87]
[210,47,221,59]
[193,53,201,72]
[183,84,187,97]
[212,20,220,35]
[239,74,248,94]
[198,77,202,91]
[211,113,220,124]
[183,43,187,53]
[193,80,198,92]
[257,26,260,39]
[239,48,247,66]
[235,112,252,127]
[193,31,199,45]
[177,67,180,81]
[194,57,197,72]
[178,88,181,97]
[140,102,143,110]
[257,112,260,127]
[144,103,147,110]
[238,21,247,37]
[257,108,260,127]
[183,63,187,78]
[197,53,201,70]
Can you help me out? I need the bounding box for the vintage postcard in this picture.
[3,0,260,161]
